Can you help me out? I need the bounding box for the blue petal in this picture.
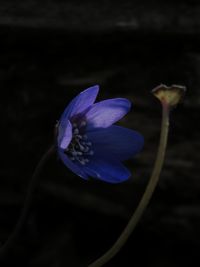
[60,85,99,122]
[84,159,131,183]
[87,125,144,161]
[86,98,131,129]
[58,149,88,179]
[57,120,72,149]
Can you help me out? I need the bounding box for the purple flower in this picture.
[57,85,144,183]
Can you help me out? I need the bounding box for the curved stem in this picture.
[0,145,55,259]
[88,105,170,267]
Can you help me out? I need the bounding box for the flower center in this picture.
[64,120,94,165]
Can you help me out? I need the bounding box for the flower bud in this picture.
[152,84,186,108]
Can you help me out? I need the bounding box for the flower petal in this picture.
[84,159,131,183]
[87,125,144,161]
[58,149,88,179]
[86,98,131,129]
[58,120,72,149]
[60,85,99,122]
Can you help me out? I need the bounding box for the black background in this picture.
[0,0,199,266]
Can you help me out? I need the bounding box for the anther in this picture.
[72,151,78,156]
[80,121,86,127]
[65,121,94,165]
[79,145,85,151]
[83,134,88,140]
[84,147,89,152]
[86,142,92,146]
[73,128,79,135]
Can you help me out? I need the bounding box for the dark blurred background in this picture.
[0,0,200,266]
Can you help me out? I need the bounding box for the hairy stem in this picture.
[0,145,55,259]
[88,105,169,267]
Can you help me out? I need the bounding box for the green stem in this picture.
[88,104,170,267]
[0,145,55,259]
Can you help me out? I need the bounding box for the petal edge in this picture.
[60,85,99,122]
[86,98,131,129]
[85,159,131,183]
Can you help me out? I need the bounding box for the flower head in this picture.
[152,84,186,109]
[57,85,144,183]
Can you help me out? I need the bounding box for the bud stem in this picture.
[88,103,170,267]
